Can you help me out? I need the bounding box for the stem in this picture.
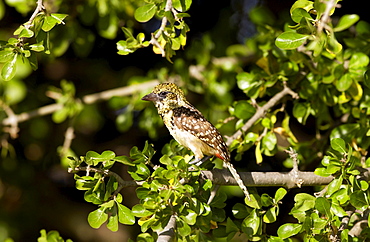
[1,80,159,126]
[226,84,299,145]
[317,0,338,34]
[149,0,173,57]
[24,0,45,29]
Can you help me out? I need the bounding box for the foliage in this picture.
[1,0,370,241]
[37,229,72,242]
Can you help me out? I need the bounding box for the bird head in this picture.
[142,83,188,113]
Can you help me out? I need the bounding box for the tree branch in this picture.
[157,214,177,242]
[317,0,338,34]
[149,0,173,57]
[226,84,299,145]
[1,80,159,127]
[24,0,45,29]
[200,169,333,189]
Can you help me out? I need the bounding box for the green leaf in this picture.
[277,223,302,239]
[107,206,119,232]
[19,28,34,38]
[226,217,240,235]
[326,176,343,196]
[132,204,154,217]
[315,197,332,219]
[177,218,191,237]
[349,52,369,69]
[263,206,277,223]
[234,100,256,120]
[291,8,313,23]
[262,132,277,151]
[88,207,108,228]
[181,209,197,225]
[275,32,309,49]
[232,203,249,219]
[330,138,346,153]
[85,150,115,165]
[29,42,45,52]
[350,190,368,209]
[136,233,154,241]
[0,50,14,62]
[330,203,347,217]
[117,40,135,55]
[115,156,135,166]
[293,193,315,211]
[336,73,352,92]
[51,13,68,23]
[275,188,287,202]
[173,0,192,12]
[292,102,310,124]
[334,14,360,32]
[255,141,263,164]
[42,14,68,32]
[236,72,263,98]
[241,209,260,235]
[245,193,261,209]
[314,167,332,177]
[290,0,314,14]
[117,203,135,225]
[311,212,327,230]
[75,176,96,190]
[1,53,17,81]
[134,4,157,23]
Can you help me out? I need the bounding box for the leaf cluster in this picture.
[0,11,67,81]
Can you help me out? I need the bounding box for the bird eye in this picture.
[159,91,170,97]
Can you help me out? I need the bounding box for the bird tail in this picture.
[224,161,250,200]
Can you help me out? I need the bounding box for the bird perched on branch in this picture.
[142,82,250,199]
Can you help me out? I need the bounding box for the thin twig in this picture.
[285,147,304,188]
[60,124,75,157]
[149,0,173,57]
[317,0,338,34]
[24,0,45,29]
[1,102,19,138]
[226,84,299,145]
[1,80,159,127]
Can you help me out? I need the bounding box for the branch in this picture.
[317,0,338,34]
[157,214,177,242]
[1,80,159,127]
[24,0,45,29]
[200,169,333,189]
[226,84,299,145]
[60,124,75,157]
[149,0,173,57]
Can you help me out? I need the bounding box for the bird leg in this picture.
[189,156,211,166]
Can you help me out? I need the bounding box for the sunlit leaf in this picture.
[334,14,360,32]
[88,207,108,229]
[275,32,309,49]
[277,223,302,239]
[134,3,157,23]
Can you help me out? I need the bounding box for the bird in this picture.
[142,82,250,199]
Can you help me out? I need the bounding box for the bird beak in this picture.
[141,92,159,101]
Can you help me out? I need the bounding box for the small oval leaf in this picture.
[275,32,309,49]
[134,4,157,23]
